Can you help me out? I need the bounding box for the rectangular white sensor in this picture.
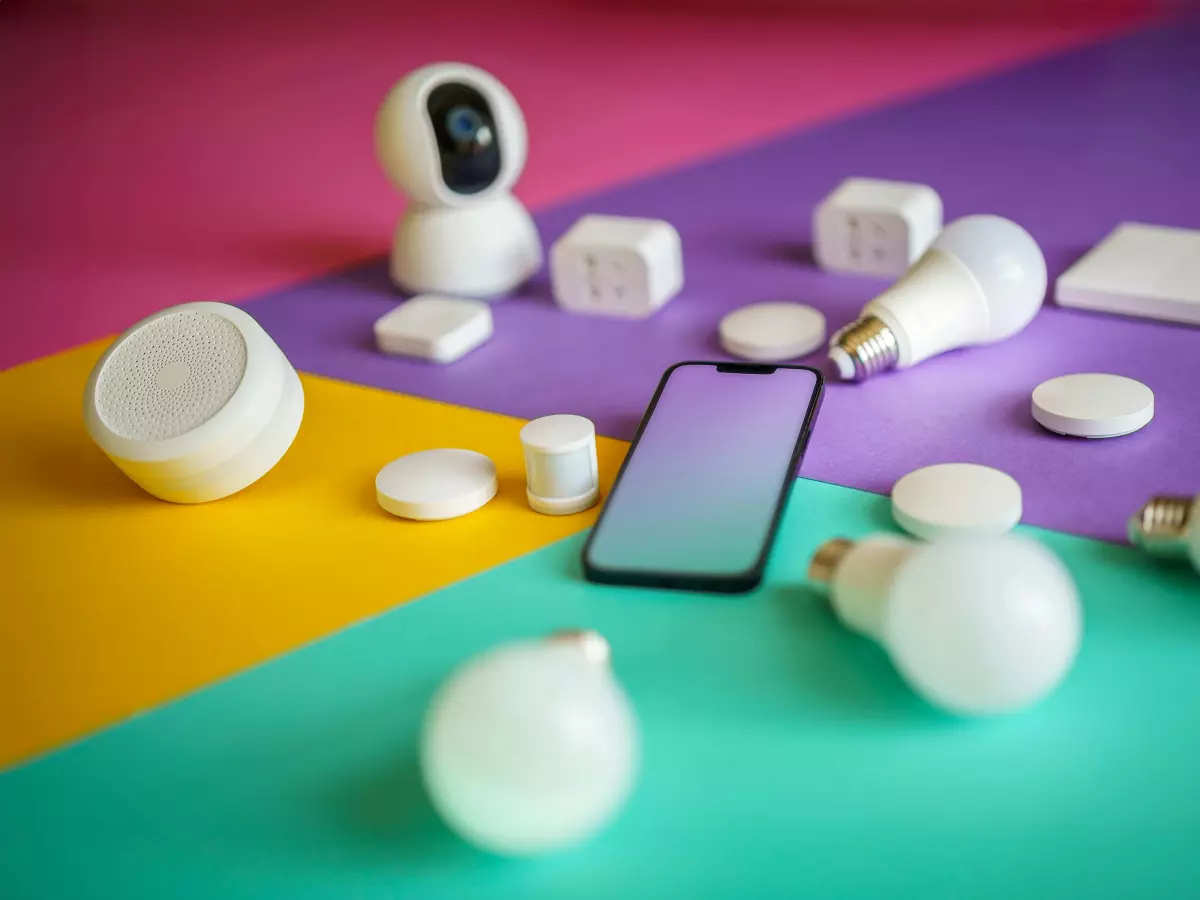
[374,295,493,363]
[1056,223,1200,326]
[550,214,684,318]
[813,177,943,278]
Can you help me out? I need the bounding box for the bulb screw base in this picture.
[1128,495,1194,559]
[828,315,900,382]
[808,537,856,588]
[548,629,612,667]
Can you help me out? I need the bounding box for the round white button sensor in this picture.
[1032,373,1154,438]
[376,449,498,521]
[719,302,826,362]
[892,463,1023,540]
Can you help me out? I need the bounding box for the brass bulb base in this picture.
[829,315,900,382]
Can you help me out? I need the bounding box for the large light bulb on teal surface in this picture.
[421,630,639,856]
[809,534,1082,715]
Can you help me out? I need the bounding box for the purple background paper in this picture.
[248,20,1200,543]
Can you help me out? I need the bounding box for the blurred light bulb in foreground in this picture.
[808,533,1081,715]
[829,215,1047,381]
[421,629,638,856]
[1128,493,1200,573]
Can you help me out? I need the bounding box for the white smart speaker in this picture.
[83,301,304,503]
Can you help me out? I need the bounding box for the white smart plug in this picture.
[550,215,683,318]
[813,177,943,278]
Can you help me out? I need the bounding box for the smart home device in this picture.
[813,177,943,278]
[375,62,542,298]
[718,302,826,362]
[375,449,498,521]
[82,301,304,503]
[550,215,683,318]
[520,414,600,516]
[1056,223,1200,326]
[829,215,1046,381]
[1031,373,1154,439]
[374,295,493,363]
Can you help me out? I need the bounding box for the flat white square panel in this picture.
[374,295,493,363]
[1056,223,1200,326]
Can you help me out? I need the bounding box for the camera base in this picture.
[390,195,543,299]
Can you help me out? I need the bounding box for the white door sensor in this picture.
[374,295,493,363]
[1055,223,1200,326]
[83,302,304,503]
[550,214,684,318]
[520,414,599,515]
[813,177,943,278]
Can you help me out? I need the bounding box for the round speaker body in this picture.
[83,302,304,503]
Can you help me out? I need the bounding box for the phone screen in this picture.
[584,362,822,591]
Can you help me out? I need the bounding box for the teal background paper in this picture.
[2,480,1199,899]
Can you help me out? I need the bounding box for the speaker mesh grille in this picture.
[95,311,248,441]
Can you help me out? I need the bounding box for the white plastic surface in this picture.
[83,301,304,503]
[866,215,1046,367]
[375,449,498,520]
[520,414,599,516]
[813,177,943,278]
[374,295,493,363]
[389,196,542,298]
[718,302,826,362]
[1055,223,1200,326]
[883,537,1082,716]
[829,535,919,642]
[550,215,684,318]
[891,463,1023,539]
[1031,373,1154,438]
[421,639,639,856]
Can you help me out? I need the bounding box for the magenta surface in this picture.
[247,21,1200,542]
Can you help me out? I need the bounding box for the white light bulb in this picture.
[1128,493,1200,573]
[829,215,1047,381]
[420,630,638,856]
[808,533,1081,715]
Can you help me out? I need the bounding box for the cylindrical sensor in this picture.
[520,414,599,516]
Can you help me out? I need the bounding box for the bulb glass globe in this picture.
[883,536,1081,716]
[421,639,638,856]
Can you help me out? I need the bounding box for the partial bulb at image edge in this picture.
[808,533,1082,716]
[420,629,638,857]
[1128,493,1200,572]
[829,215,1047,381]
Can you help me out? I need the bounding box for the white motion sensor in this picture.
[83,301,304,503]
[375,62,542,299]
[808,533,1081,716]
[828,215,1047,381]
[421,630,639,856]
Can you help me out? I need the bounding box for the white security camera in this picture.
[376,63,543,298]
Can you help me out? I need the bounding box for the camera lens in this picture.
[427,83,503,196]
[445,105,493,149]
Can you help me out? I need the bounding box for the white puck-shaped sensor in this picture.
[520,415,599,516]
[83,301,304,503]
[718,302,826,362]
[892,463,1023,539]
[1031,373,1154,438]
[376,449,498,521]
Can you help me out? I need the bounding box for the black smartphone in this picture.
[582,361,824,593]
